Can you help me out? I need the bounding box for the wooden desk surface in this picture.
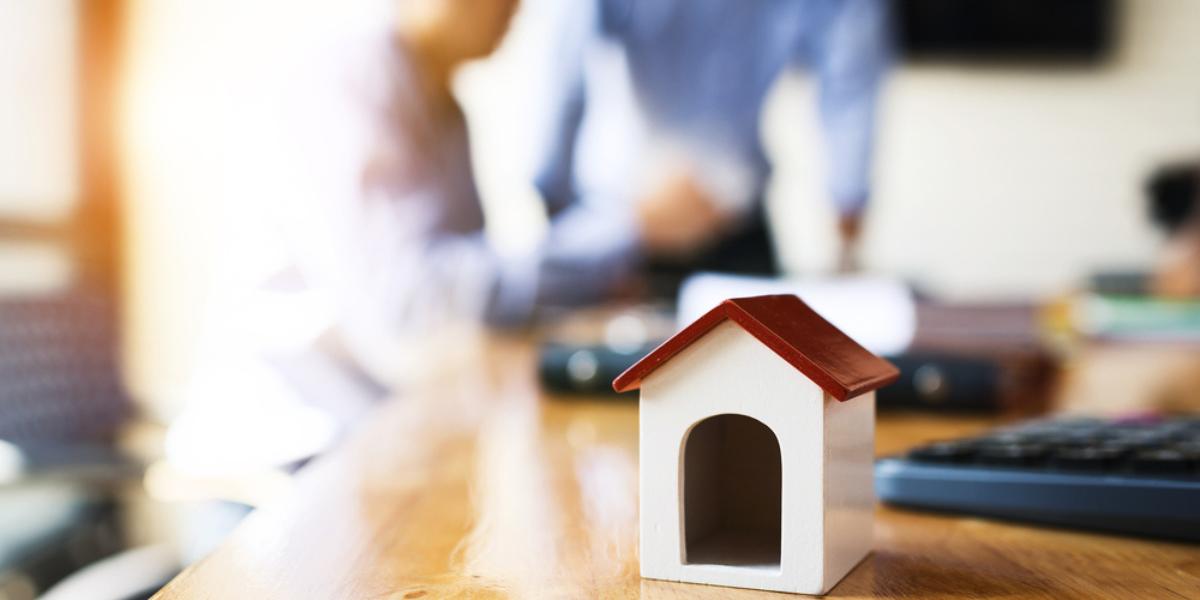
[155,339,1200,599]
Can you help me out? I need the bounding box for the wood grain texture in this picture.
[154,338,1200,599]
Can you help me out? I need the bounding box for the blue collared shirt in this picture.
[511,0,893,320]
[527,0,892,222]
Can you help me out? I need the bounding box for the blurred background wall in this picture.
[0,0,77,223]
[764,0,1199,298]
[0,0,77,296]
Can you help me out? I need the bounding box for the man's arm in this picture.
[812,0,893,270]
[502,0,645,316]
[512,0,743,316]
[521,0,593,215]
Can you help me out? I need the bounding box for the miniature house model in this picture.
[613,295,898,595]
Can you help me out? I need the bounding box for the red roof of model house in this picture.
[612,294,900,400]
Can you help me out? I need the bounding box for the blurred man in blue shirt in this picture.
[524,0,892,300]
[275,0,892,345]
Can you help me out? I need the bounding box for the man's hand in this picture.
[635,171,730,257]
[836,212,863,273]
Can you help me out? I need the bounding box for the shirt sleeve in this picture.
[519,0,596,214]
[503,0,641,316]
[811,0,893,216]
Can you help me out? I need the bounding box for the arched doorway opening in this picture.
[681,414,782,570]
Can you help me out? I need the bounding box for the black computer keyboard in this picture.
[876,415,1200,541]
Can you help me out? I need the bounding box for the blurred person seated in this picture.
[1149,161,1200,298]
[276,0,527,380]
[521,0,892,299]
[165,0,528,449]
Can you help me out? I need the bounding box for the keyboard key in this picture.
[1050,447,1123,471]
[978,430,1058,446]
[1110,430,1172,447]
[909,441,976,464]
[1129,449,1198,475]
[977,443,1048,467]
[1097,439,1157,455]
[1053,432,1107,447]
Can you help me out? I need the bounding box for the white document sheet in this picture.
[677,272,917,356]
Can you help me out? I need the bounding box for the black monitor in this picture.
[897,0,1117,62]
